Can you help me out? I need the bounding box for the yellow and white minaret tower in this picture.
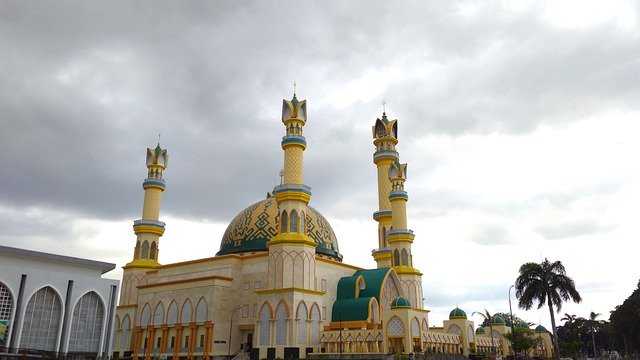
[119,143,168,306]
[371,111,398,268]
[267,92,318,290]
[387,160,424,309]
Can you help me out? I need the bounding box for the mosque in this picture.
[112,93,553,360]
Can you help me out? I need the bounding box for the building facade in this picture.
[113,93,553,359]
[0,245,119,359]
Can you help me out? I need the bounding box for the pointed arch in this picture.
[259,303,272,346]
[296,301,308,345]
[290,210,298,233]
[422,318,428,330]
[141,241,150,259]
[150,241,157,260]
[387,316,404,336]
[411,317,420,337]
[135,241,141,258]
[180,299,193,324]
[309,303,321,344]
[281,210,288,233]
[275,301,288,345]
[167,301,178,324]
[68,291,104,352]
[153,302,165,325]
[140,303,151,326]
[195,297,207,322]
[401,248,408,265]
[379,270,402,311]
[300,211,305,234]
[369,297,380,324]
[20,286,62,351]
[393,249,400,266]
[120,315,131,350]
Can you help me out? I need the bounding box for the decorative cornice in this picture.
[372,210,392,222]
[137,275,233,289]
[254,287,325,295]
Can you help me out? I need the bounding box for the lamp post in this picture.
[228,306,242,356]
[509,285,516,354]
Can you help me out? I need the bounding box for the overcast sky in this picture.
[1,0,639,329]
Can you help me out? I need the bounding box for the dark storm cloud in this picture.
[1,0,638,231]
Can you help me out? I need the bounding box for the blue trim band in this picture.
[387,229,414,236]
[373,210,392,220]
[389,191,408,200]
[281,135,307,146]
[143,180,166,188]
[133,219,166,228]
[373,150,398,162]
[273,184,312,195]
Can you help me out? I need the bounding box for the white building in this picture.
[0,244,119,359]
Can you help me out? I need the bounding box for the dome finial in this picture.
[382,100,386,115]
[157,132,161,145]
[293,81,297,98]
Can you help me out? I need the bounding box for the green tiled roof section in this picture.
[331,297,373,322]
[391,296,411,308]
[337,276,360,299]
[534,325,547,333]
[351,268,390,302]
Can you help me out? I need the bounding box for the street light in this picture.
[509,285,516,355]
[228,306,242,355]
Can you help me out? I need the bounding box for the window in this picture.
[184,335,190,348]
[281,211,288,233]
[321,279,327,292]
[254,281,261,289]
[290,210,298,232]
[157,337,161,348]
[322,306,326,320]
[243,282,250,290]
[141,241,149,259]
[0,282,13,348]
[170,336,175,349]
[275,303,287,345]
[253,304,257,317]
[150,242,157,260]
[20,286,62,351]
[68,292,104,352]
[200,334,205,347]
[242,304,249,318]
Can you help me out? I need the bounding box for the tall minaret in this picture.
[119,143,168,305]
[387,161,423,309]
[371,111,398,268]
[267,92,317,290]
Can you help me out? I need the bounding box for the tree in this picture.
[610,280,640,356]
[504,328,540,355]
[561,313,577,326]
[589,312,601,357]
[515,258,582,360]
[473,309,496,355]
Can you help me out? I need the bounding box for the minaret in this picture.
[387,160,423,309]
[267,92,318,290]
[371,111,398,268]
[119,143,168,305]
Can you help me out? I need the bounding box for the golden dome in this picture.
[217,196,342,260]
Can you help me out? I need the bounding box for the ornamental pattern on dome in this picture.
[217,197,341,260]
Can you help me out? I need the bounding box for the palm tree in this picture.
[473,309,496,356]
[561,313,577,326]
[589,311,601,358]
[515,258,582,360]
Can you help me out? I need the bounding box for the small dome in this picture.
[449,307,467,319]
[516,321,530,329]
[534,325,548,333]
[491,315,505,325]
[217,197,342,260]
[475,326,486,334]
[391,296,412,309]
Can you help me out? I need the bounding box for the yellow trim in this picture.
[414,308,430,313]
[117,304,138,309]
[282,142,307,151]
[327,320,368,330]
[283,118,305,127]
[373,252,392,261]
[255,287,325,295]
[133,225,165,236]
[393,265,423,276]
[274,190,311,203]
[387,233,415,243]
[316,256,363,271]
[373,137,398,147]
[267,233,316,248]
[123,258,160,270]
[142,184,166,191]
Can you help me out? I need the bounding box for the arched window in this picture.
[296,302,308,345]
[153,302,164,325]
[412,318,420,337]
[393,249,400,266]
[135,241,141,258]
[0,281,14,347]
[290,210,298,233]
[401,249,408,266]
[300,211,305,234]
[388,316,404,336]
[281,211,288,233]
[120,315,131,350]
[259,304,271,346]
[150,242,157,260]
[275,302,288,345]
[140,303,151,326]
[310,304,321,344]
[167,301,178,325]
[20,286,62,351]
[195,298,207,322]
[68,292,104,352]
[141,241,149,259]
[181,299,193,324]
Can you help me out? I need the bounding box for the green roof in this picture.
[492,315,505,324]
[516,321,530,329]
[331,268,393,322]
[351,268,390,302]
[476,326,485,334]
[534,325,548,333]
[449,307,467,319]
[331,297,374,322]
[391,296,411,308]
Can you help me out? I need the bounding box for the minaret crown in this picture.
[282,94,307,123]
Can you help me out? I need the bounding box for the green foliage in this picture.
[504,328,540,355]
[609,279,640,355]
